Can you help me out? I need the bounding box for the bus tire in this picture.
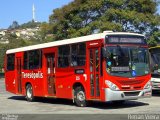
[74,86,87,107]
[26,84,34,102]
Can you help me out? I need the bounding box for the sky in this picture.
[0,0,159,29]
[0,0,73,29]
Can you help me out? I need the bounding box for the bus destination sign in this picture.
[106,35,146,44]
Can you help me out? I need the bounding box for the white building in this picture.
[0,30,6,36]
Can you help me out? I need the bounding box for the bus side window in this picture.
[58,45,70,68]
[7,54,15,71]
[29,50,42,69]
[58,43,86,68]
[23,50,42,70]
[71,44,78,67]
[71,43,86,67]
[77,43,86,66]
[24,52,28,69]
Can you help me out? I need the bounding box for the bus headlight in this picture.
[105,80,120,91]
[144,81,151,89]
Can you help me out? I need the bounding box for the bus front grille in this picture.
[124,91,140,96]
[117,79,144,85]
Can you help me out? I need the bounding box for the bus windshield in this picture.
[106,46,150,77]
[150,49,160,74]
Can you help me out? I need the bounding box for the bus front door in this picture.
[46,54,56,96]
[89,48,100,99]
[16,57,22,93]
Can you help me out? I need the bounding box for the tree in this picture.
[20,21,41,29]
[0,44,7,70]
[49,0,160,44]
[0,34,31,70]
[8,21,19,29]
[38,22,53,41]
[147,30,160,47]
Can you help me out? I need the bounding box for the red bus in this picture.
[5,31,152,107]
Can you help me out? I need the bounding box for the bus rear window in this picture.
[7,54,15,71]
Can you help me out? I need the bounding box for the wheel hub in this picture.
[77,91,85,101]
[27,88,32,98]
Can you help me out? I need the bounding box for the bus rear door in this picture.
[46,53,56,96]
[43,48,56,96]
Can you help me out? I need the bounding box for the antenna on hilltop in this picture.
[32,3,36,22]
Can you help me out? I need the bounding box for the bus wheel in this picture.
[26,84,34,102]
[74,87,87,107]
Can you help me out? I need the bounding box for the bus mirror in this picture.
[102,48,107,59]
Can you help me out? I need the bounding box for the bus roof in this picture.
[149,46,160,49]
[6,32,144,54]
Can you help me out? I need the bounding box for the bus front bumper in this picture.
[104,88,152,101]
[151,78,160,90]
[152,81,160,90]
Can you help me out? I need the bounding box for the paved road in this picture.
[0,78,160,119]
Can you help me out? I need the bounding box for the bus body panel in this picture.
[104,74,151,101]
[55,68,75,99]
[4,32,151,105]
[55,63,87,99]
[104,74,151,91]
[101,54,151,101]
[21,69,44,96]
[5,71,16,94]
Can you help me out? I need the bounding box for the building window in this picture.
[58,45,70,68]
[7,54,15,71]
[24,50,42,70]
